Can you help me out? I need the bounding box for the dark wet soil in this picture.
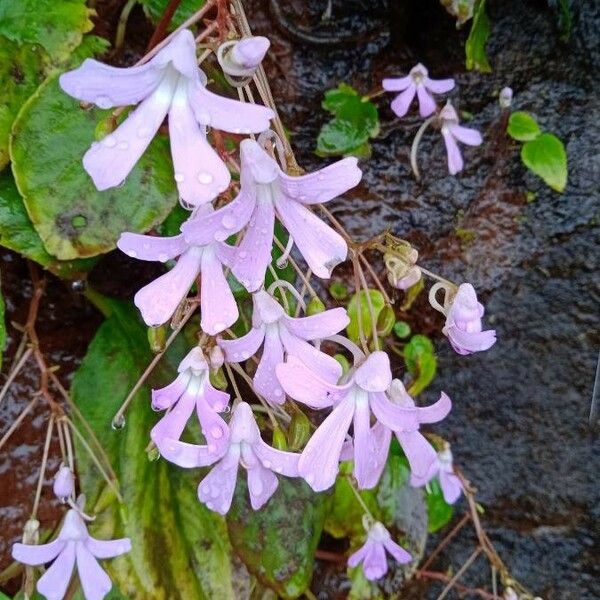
[1,0,599,598]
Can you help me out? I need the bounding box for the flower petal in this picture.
[246,462,279,510]
[156,436,221,468]
[76,543,112,600]
[416,392,452,424]
[151,371,191,411]
[203,380,230,412]
[298,396,355,491]
[85,538,131,559]
[36,541,76,600]
[352,397,373,489]
[254,440,300,477]
[347,539,371,567]
[440,471,463,504]
[283,307,349,341]
[382,76,412,92]
[442,129,464,175]
[355,418,391,490]
[354,351,392,393]
[152,29,199,79]
[362,541,388,580]
[448,124,483,146]
[370,392,420,432]
[117,232,187,262]
[278,157,362,205]
[274,195,347,279]
[445,326,497,354]
[12,539,66,565]
[416,85,437,117]
[200,246,238,335]
[383,538,412,564]
[134,247,202,326]
[150,387,196,444]
[197,447,241,514]
[196,398,230,456]
[254,327,286,405]
[424,77,455,94]
[390,84,416,118]
[219,326,266,362]
[395,430,437,477]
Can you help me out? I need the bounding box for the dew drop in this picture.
[241,350,251,359]
[103,135,117,148]
[127,249,138,258]
[238,250,248,259]
[174,173,185,183]
[222,405,231,414]
[210,425,223,439]
[96,95,112,109]
[262,460,272,469]
[197,172,213,185]
[213,230,227,242]
[111,415,126,430]
[275,465,282,473]
[158,253,168,262]
[118,140,129,150]
[274,388,283,397]
[206,501,213,510]
[143,242,150,250]
[213,321,226,331]
[221,215,236,229]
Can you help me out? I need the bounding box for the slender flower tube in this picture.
[183,139,362,290]
[439,102,483,175]
[117,200,252,333]
[348,521,411,581]
[219,290,349,405]
[410,446,463,504]
[383,63,455,118]
[60,29,274,205]
[150,347,230,464]
[12,499,130,600]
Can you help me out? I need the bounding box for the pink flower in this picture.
[439,102,483,175]
[218,36,270,77]
[348,521,411,581]
[276,352,451,491]
[183,139,361,291]
[442,283,496,355]
[219,290,348,405]
[410,447,463,504]
[117,200,252,332]
[12,501,130,600]
[383,63,454,118]
[150,347,230,465]
[60,29,273,206]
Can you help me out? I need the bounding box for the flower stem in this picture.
[31,416,54,519]
[410,116,435,181]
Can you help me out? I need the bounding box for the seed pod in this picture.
[287,411,311,451]
[306,296,326,316]
[272,426,288,451]
[147,325,167,353]
[376,304,396,337]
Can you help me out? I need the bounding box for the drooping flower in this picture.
[383,63,454,118]
[218,36,270,78]
[60,29,273,205]
[150,347,230,463]
[439,102,483,175]
[219,290,348,405]
[183,139,361,291]
[159,402,300,514]
[117,199,252,333]
[410,446,463,504]
[276,352,451,491]
[12,499,130,600]
[348,521,411,581]
[384,245,422,291]
[441,283,496,355]
[53,465,75,502]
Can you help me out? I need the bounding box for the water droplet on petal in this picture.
[96,95,111,109]
[111,415,126,430]
[214,230,228,242]
[262,460,271,469]
[197,172,213,185]
[238,250,248,259]
[222,405,231,414]
[127,249,138,258]
[274,388,283,397]
[118,141,129,150]
[206,501,213,510]
[221,215,236,229]
[103,135,117,148]
[213,321,226,332]
[210,425,223,439]
[174,173,185,183]
[138,126,151,138]
[158,253,168,262]
[241,350,250,359]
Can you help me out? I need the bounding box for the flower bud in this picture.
[53,465,74,501]
[209,345,224,369]
[287,411,311,451]
[384,245,421,290]
[147,325,167,353]
[306,296,326,316]
[217,36,270,78]
[499,86,513,109]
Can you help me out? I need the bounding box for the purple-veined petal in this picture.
[356,420,391,490]
[383,538,412,564]
[424,77,455,94]
[199,246,238,335]
[354,351,392,393]
[254,439,300,477]
[370,392,420,432]
[231,197,276,292]
[390,84,416,118]
[417,392,452,424]
[298,396,355,491]
[12,539,66,565]
[274,195,347,279]
[395,430,437,477]
[156,436,222,468]
[134,247,202,326]
[253,327,286,405]
[85,538,131,559]
[246,461,279,510]
[416,85,437,117]
[76,544,112,600]
[151,371,191,411]
[219,326,265,363]
[441,129,464,175]
[278,157,362,205]
[196,398,230,456]
[347,539,372,567]
[36,541,76,600]
[439,470,463,504]
[448,124,482,146]
[181,190,256,246]
[117,232,187,262]
[283,307,349,341]
[188,79,274,133]
[362,541,388,580]
[197,446,241,514]
[382,76,412,92]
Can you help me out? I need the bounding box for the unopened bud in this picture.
[209,345,224,369]
[217,36,270,79]
[272,427,288,451]
[287,411,311,451]
[499,86,513,109]
[53,465,74,501]
[376,305,395,337]
[22,518,40,544]
[147,325,167,353]
[306,296,326,316]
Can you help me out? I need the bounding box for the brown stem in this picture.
[146,0,183,51]
[418,569,496,600]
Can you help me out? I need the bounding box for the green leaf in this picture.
[346,289,385,344]
[0,0,94,63]
[403,334,437,396]
[316,84,379,158]
[551,0,572,41]
[0,170,96,277]
[425,479,454,533]
[227,478,328,599]
[140,0,206,29]
[507,111,541,142]
[521,132,567,192]
[71,301,241,600]
[392,320,411,339]
[465,0,492,73]
[11,74,178,259]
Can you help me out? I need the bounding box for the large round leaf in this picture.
[11,74,178,259]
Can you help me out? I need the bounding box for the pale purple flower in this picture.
[385,246,422,291]
[442,283,496,355]
[383,63,454,118]
[439,102,483,175]
[183,139,361,291]
[117,200,252,333]
[53,465,75,501]
[150,347,230,464]
[219,290,348,405]
[60,29,273,206]
[348,521,411,581]
[276,352,451,491]
[218,36,270,77]
[12,501,130,600]
[410,446,463,504]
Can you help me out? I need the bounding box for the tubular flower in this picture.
[442,283,496,355]
[150,347,230,463]
[59,29,273,205]
[348,521,411,581]
[277,354,451,491]
[383,63,455,118]
[117,200,253,333]
[182,139,361,291]
[439,102,483,175]
[12,500,130,600]
[410,447,463,504]
[219,290,349,405]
